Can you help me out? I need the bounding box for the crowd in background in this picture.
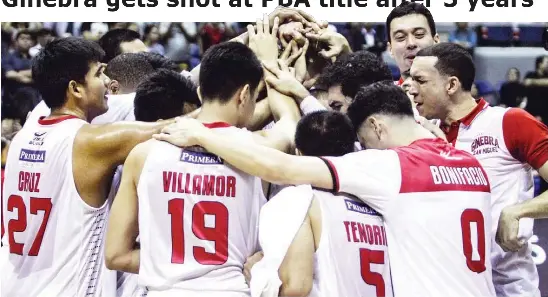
[1,21,547,162]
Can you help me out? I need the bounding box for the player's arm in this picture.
[155,119,399,212]
[278,214,314,297]
[252,87,301,152]
[75,119,176,169]
[105,141,152,273]
[497,108,548,251]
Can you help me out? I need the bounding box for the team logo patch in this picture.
[470,134,499,155]
[19,149,46,163]
[180,150,223,165]
[344,199,379,216]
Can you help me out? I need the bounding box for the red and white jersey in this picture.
[442,99,548,297]
[1,115,110,297]
[310,190,393,297]
[137,123,265,297]
[322,138,496,297]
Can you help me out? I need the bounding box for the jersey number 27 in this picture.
[168,198,229,265]
[6,194,52,256]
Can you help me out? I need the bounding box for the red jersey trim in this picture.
[319,157,340,193]
[460,98,488,126]
[38,115,80,126]
[397,77,404,86]
[440,99,488,145]
[203,122,232,129]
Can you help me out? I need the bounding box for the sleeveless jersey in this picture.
[138,124,265,297]
[310,190,393,297]
[1,115,110,297]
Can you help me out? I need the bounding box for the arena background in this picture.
[1,21,548,295]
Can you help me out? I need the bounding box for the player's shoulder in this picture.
[502,107,535,122]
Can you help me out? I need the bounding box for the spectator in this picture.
[98,28,148,63]
[1,30,40,105]
[161,22,198,64]
[80,22,110,41]
[449,22,477,54]
[524,55,548,122]
[499,67,526,108]
[143,24,165,55]
[29,28,55,57]
[199,22,235,53]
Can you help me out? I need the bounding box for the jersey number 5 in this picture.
[168,199,229,265]
[7,194,53,256]
[460,208,486,273]
[360,248,385,297]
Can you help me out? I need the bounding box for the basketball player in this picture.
[25,52,157,125]
[105,22,301,297]
[98,28,148,63]
[313,50,393,113]
[409,42,548,297]
[134,69,201,122]
[155,82,497,297]
[1,37,177,297]
[386,2,439,84]
[251,110,392,297]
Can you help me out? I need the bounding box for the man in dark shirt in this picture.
[2,29,41,106]
[524,55,548,123]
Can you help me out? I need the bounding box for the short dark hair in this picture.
[106,53,155,92]
[416,43,475,91]
[134,69,201,122]
[32,37,105,110]
[16,29,32,40]
[144,24,157,37]
[199,42,263,103]
[136,52,179,72]
[98,29,141,63]
[316,50,393,99]
[347,82,414,130]
[36,28,54,38]
[295,111,355,157]
[386,1,436,42]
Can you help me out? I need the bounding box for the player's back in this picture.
[309,190,393,297]
[138,125,265,297]
[388,139,496,297]
[1,115,110,297]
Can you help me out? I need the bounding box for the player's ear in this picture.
[387,41,394,58]
[196,86,203,102]
[238,84,251,107]
[433,33,440,44]
[67,80,84,99]
[369,117,382,140]
[108,80,120,95]
[446,76,460,96]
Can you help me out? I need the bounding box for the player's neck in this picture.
[195,103,239,127]
[393,119,436,146]
[444,93,477,125]
[49,106,87,122]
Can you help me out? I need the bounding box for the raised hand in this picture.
[248,15,280,63]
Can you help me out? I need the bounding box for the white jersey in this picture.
[444,99,548,297]
[323,138,496,297]
[1,115,110,297]
[138,123,265,297]
[310,190,393,297]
